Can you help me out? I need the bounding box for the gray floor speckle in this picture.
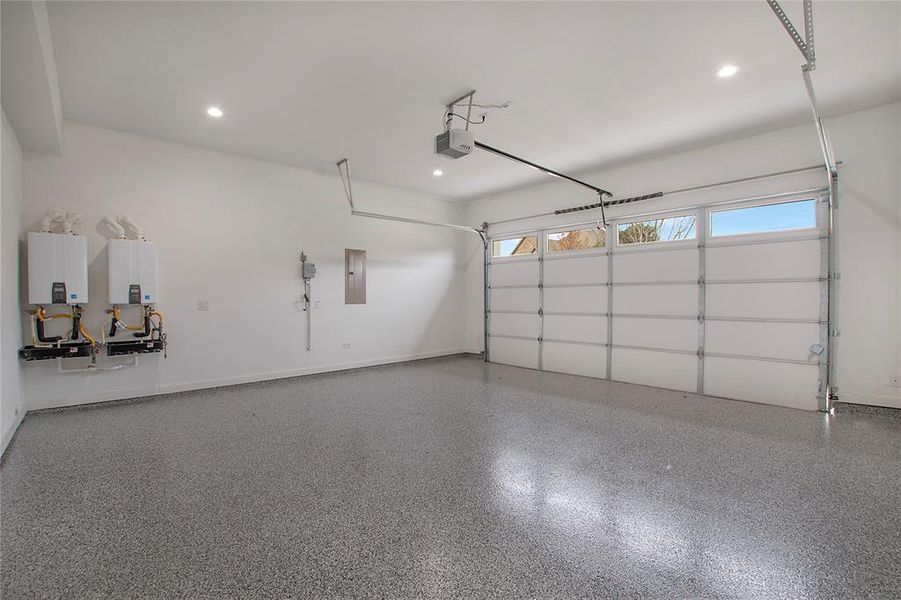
[2,355,900,598]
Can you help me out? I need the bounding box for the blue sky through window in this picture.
[711,199,816,236]
[498,239,520,255]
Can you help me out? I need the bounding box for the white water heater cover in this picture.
[108,239,159,304]
[27,232,89,305]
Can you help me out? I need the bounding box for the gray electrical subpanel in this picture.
[345,249,366,304]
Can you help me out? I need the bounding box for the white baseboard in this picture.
[28,349,471,411]
[1,408,26,458]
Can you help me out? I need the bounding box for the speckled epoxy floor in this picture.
[2,355,900,598]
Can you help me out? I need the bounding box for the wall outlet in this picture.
[197,300,210,312]
[891,376,901,388]
[342,342,351,349]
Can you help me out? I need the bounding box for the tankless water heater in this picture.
[27,232,89,305]
[108,239,159,304]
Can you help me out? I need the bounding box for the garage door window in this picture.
[546,227,606,253]
[617,214,696,246]
[710,199,817,237]
[492,236,538,257]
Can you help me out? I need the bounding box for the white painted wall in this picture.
[464,102,901,409]
[22,122,470,409]
[2,109,27,450]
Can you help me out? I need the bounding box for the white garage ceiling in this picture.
[46,1,900,200]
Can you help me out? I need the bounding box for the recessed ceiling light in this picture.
[206,106,224,118]
[716,64,740,78]
[433,169,443,177]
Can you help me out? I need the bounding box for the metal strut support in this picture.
[766,0,812,68]
[481,222,490,362]
[803,0,816,70]
[766,0,834,175]
[335,158,484,236]
[766,0,838,412]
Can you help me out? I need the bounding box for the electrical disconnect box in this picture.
[27,232,89,305]
[108,239,159,304]
[302,260,317,281]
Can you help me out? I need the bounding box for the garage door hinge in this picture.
[538,308,543,316]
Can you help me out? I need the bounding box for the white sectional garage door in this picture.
[488,255,540,369]
[487,191,830,411]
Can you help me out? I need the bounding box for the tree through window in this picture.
[546,228,606,252]
[617,215,696,245]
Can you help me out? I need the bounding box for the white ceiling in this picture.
[47,1,900,201]
[1,0,63,153]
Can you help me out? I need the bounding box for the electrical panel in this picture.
[345,249,366,304]
[27,232,89,305]
[108,239,159,304]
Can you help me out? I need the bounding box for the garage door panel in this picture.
[613,317,697,352]
[490,337,539,370]
[544,315,606,344]
[491,288,539,313]
[613,248,698,283]
[612,348,698,392]
[706,282,821,320]
[543,286,607,314]
[490,260,538,287]
[614,284,698,316]
[707,239,820,281]
[486,211,826,412]
[544,255,607,285]
[490,313,540,338]
[706,321,821,362]
[543,342,607,378]
[704,357,819,410]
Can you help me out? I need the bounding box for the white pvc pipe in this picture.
[57,354,138,373]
